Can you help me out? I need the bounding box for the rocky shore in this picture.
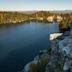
[23,23,72,72]
[0,11,72,30]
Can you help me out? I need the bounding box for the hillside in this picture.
[0,11,72,30]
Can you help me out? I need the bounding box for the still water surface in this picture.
[0,22,59,72]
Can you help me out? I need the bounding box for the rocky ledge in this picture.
[22,24,72,72]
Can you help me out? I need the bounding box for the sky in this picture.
[0,0,72,11]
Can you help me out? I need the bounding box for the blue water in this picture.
[0,22,59,72]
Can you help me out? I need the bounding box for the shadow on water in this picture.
[0,35,49,72]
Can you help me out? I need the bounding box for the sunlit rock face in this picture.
[50,33,63,40]
[57,16,63,22]
[47,16,54,22]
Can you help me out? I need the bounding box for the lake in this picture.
[0,22,59,72]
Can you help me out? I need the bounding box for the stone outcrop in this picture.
[23,23,72,72]
[46,23,72,72]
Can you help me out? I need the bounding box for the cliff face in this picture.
[0,11,72,29]
[0,12,29,24]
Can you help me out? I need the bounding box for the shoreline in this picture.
[0,22,70,34]
[23,33,64,72]
[23,27,72,72]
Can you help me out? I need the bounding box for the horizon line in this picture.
[0,9,72,12]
